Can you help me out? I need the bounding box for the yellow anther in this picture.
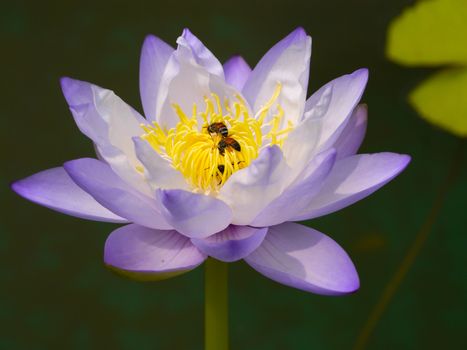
[139,84,293,193]
[256,82,282,123]
[171,103,190,124]
[212,93,223,115]
[192,104,198,120]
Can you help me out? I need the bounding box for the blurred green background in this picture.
[1,0,466,349]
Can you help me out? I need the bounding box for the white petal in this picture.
[282,69,369,182]
[281,108,322,181]
[303,68,369,151]
[219,146,289,225]
[243,28,311,127]
[61,77,151,195]
[250,148,336,227]
[333,104,368,159]
[156,189,232,239]
[155,31,240,130]
[139,35,174,122]
[181,28,224,78]
[133,137,189,191]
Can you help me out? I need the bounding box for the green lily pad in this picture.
[387,0,467,66]
[410,67,467,137]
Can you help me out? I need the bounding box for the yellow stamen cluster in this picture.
[140,83,294,193]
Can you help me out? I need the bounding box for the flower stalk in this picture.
[205,258,228,350]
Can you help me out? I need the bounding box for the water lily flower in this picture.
[12,28,410,295]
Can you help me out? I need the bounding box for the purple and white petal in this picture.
[11,167,127,223]
[250,149,336,227]
[60,77,146,151]
[292,152,411,221]
[139,34,174,122]
[302,68,369,152]
[245,222,359,295]
[156,189,232,239]
[60,77,151,194]
[333,104,367,160]
[155,33,240,129]
[133,137,189,191]
[64,158,171,230]
[181,28,224,78]
[223,56,251,91]
[191,225,268,262]
[105,224,206,281]
[243,27,311,126]
[283,69,368,182]
[282,106,323,181]
[219,146,289,225]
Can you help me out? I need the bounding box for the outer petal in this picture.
[11,167,127,223]
[219,146,290,225]
[191,225,268,262]
[333,104,368,160]
[60,77,151,194]
[250,149,336,227]
[133,137,189,191]
[245,222,359,295]
[139,35,174,121]
[303,68,369,151]
[283,69,369,182]
[64,158,171,230]
[181,28,224,78]
[243,27,311,126]
[223,56,252,91]
[292,153,411,221]
[156,189,232,239]
[105,224,206,281]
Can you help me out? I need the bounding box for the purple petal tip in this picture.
[182,28,193,38]
[354,68,369,81]
[59,76,82,106]
[293,26,307,36]
[143,33,156,41]
[389,153,412,175]
[227,55,246,64]
[142,34,158,48]
[400,154,412,169]
[59,76,72,90]
[287,27,308,42]
[10,179,24,197]
[338,268,360,295]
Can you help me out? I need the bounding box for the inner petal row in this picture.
[140,84,293,193]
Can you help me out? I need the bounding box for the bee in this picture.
[217,161,244,175]
[207,122,229,137]
[218,137,241,156]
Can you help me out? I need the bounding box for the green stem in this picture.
[205,258,228,350]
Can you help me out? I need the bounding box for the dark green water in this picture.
[1,0,466,349]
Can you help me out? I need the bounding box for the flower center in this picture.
[140,83,293,193]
